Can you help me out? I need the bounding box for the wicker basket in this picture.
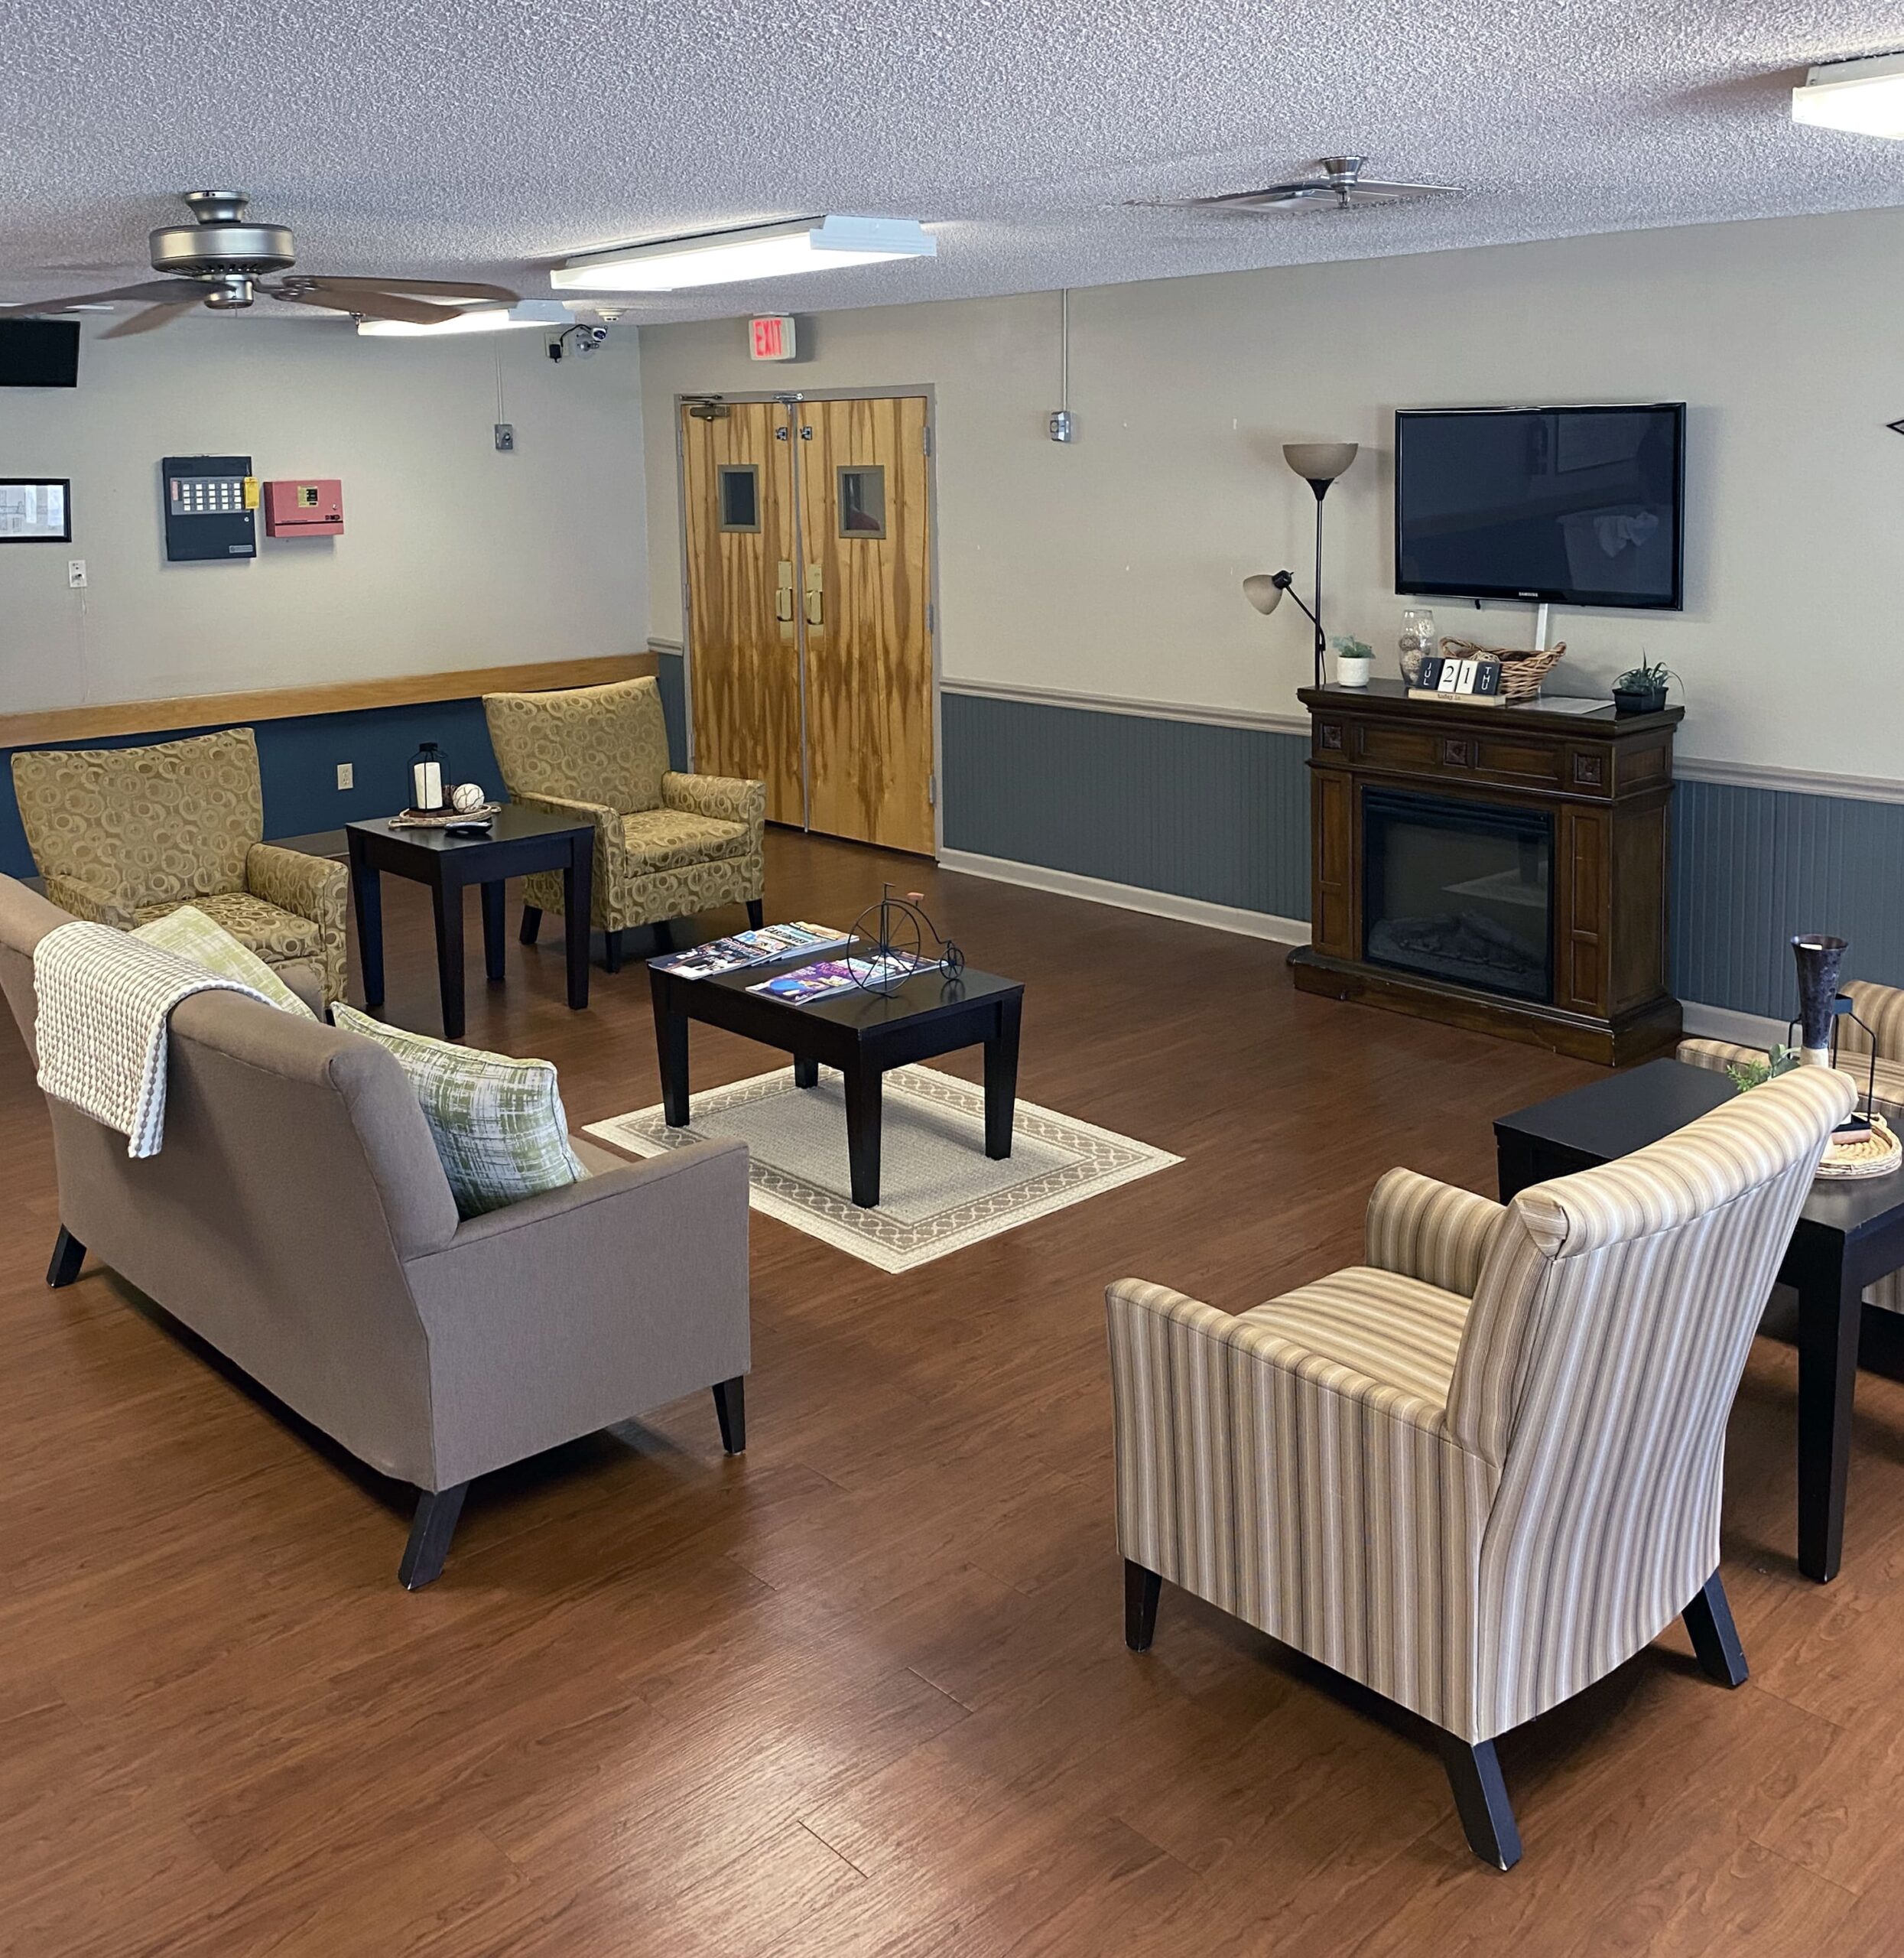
[1438,637,1565,703]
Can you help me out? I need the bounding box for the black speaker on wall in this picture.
[0,319,80,388]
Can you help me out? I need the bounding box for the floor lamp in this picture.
[1243,441,1359,686]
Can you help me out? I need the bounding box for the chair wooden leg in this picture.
[603,929,624,974]
[712,1375,746,1454]
[746,899,764,929]
[1440,1734,1522,1870]
[519,903,542,945]
[1683,1571,1748,1687]
[47,1226,86,1289]
[398,1483,468,1590]
[1124,1560,1162,1652]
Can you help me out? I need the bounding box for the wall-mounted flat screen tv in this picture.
[1395,403,1685,609]
[0,318,80,388]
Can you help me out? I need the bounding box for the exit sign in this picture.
[749,315,796,362]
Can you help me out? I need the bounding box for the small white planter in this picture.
[1334,652,1374,688]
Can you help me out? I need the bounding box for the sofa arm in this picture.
[1364,1169,1507,1299]
[41,873,134,929]
[401,1139,751,1488]
[1681,1036,1904,1127]
[662,771,766,833]
[247,843,348,1003]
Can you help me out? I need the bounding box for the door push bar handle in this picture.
[804,565,824,626]
[775,586,794,623]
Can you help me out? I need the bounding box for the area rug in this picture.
[585,1064,1180,1273]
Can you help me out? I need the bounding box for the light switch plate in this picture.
[67,559,86,587]
[494,423,515,452]
[336,763,354,791]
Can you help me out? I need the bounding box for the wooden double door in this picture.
[681,395,935,855]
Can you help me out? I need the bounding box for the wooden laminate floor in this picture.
[3,829,1901,1955]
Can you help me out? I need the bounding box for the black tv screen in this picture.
[1395,404,1684,609]
[0,318,80,388]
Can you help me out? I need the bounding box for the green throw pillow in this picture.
[332,1003,586,1218]
[132,904,318,1020]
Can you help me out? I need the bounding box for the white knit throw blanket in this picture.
[34,920,270,1158]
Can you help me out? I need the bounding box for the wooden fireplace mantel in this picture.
[1292,679,1685,1065]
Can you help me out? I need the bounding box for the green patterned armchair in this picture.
[482,675,765,971]
[11,727,348,1005]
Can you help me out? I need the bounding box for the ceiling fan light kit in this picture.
[1792,51,1904,138]
[551,215,936,293]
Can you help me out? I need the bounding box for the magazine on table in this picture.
[746,951,928,1003]
[648,921,850,979]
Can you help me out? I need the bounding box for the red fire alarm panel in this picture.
[263,478,343,537]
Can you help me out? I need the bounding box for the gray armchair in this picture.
[0,873,750,1587]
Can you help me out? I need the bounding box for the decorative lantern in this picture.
[409,742,448,814]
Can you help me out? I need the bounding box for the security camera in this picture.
[547,324,610,362]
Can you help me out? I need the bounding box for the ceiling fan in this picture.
[1139,154,1459,216]
[0,191,519,338]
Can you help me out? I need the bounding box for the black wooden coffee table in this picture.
[648,952,1024,1207]
[1496,1057,1904,1582]
[347,808,594,1039]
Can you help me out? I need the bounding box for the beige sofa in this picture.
[0,874,751,1587]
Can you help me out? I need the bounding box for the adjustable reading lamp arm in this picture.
[1269,569,1321,633]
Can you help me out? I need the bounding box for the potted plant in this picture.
[1611,657,1676,715]
[1333,635,1375,688]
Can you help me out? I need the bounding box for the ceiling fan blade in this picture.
[0,279,203,315]
[99,300,204,339]
[299,275,520,304]
[269,285,459,326]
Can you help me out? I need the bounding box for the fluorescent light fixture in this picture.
[356,300,573,338]
[551,216,936,294]
[1793,50,1904,137]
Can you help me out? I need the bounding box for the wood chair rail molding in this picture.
[0,653,656,750]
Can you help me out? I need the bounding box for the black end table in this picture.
[347,808,594,1039]
[648,952,1024,1207]
[1496,1057,1904,1582]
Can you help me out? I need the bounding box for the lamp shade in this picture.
[1243,573,1287,616]
[1283,441,1359,485]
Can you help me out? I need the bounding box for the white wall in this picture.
[1,317,646,713]
[639,206,1904,778]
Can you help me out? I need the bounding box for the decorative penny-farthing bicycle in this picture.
[846,885,964,994]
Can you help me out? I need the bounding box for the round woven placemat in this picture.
[1818,1114,1903,1180]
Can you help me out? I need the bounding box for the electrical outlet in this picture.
[67,559,86,587]
[336,763,354,791]
[494,422,515,452]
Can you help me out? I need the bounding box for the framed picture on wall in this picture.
[0,479,70,542]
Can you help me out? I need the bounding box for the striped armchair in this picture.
[1681,978,1904,1313]
[1106,1065,1854,1869]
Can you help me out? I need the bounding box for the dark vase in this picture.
[1792,934,1849,1059]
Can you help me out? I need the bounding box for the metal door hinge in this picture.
[928,772,937,808]
[922,426,933,457]
[926,601,935,634]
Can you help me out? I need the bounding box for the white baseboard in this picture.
[940,847,1779,1046]
[936,850,1309,945]
[1680,1000,1784,1049]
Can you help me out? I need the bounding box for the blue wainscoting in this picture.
[941,691,1311,921]
[938,688,1904,1022]
[0,698,500,879]
[0,672,692,883]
